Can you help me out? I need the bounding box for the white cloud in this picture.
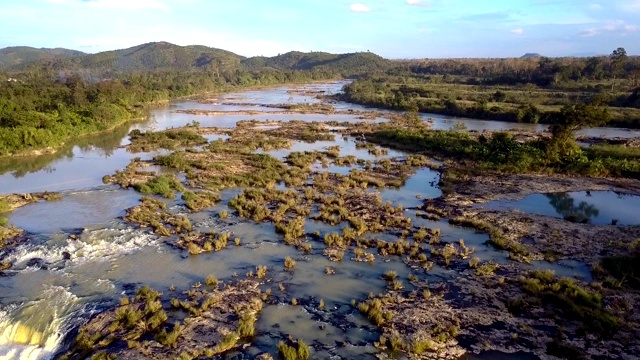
[510,28,524,35]
[406,0,430,7]
[588,3,603,10]
[618,0,640,12]
[349,3,370,13]
[580,19,640,37]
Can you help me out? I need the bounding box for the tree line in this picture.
[395,48,639,89]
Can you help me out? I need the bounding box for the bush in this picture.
[284,256,296,270]
[134,174,185,199]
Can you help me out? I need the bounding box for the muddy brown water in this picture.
[0,82,619,359]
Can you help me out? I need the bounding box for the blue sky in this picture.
[0,0,639,58]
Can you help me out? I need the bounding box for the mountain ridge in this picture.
[0,46,86,69]
[0,42,392,76]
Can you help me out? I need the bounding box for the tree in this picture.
[548,104,610,163]
[584,57,605,80]
[629,63,640,89]
[610,47,627,92]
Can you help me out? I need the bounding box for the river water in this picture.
[0,81,637,359]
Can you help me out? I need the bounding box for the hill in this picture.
[76,42,244,72]
[242,51,391,76]
[0,46,85,69]
[0,42,390,75]
[520,53,542,59]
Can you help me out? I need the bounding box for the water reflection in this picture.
[545,193,599,223]
[484,191,640,226]
[0,121,134,178]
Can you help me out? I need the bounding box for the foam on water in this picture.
[0,286,80,360]
[7,227,158,268]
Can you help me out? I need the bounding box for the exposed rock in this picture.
[62,280,264,360]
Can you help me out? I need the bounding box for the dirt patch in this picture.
[366,263,640,360]
[442,171,640,204]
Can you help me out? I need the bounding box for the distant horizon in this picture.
[1,41,636,60]
[0,1,639,58]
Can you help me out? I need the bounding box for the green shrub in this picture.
[134,174,185,199]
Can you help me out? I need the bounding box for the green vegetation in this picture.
[277,338,311,360]
[63,280,264,360]
[366,124,640,178]
[341,49,640,128]
[133,174,185,199]
[0,46,85,69]
[449,216,530,261]
[0,48,348,156]
[243,50,390,77]
[475,262,500,276]
[284,256,296,270]
[596,239,640,289]
[124,197,191,236]
[513,270,619,336]
[182,191,220,211]
[127,128,208,152]
[0,199,8,227]
[205,275,219,287]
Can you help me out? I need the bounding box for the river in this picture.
[0,81,635,359]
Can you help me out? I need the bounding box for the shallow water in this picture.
[0,82,628,359]
[8,187,140,234]
[483,191,640,226]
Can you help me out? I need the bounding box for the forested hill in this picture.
[1,42,244,73]
[0,42,391,76]
[75,42,245,72]
[0,46,85,69]
[241,51,391,76]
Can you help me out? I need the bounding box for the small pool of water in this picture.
[483,191,640,225]
[379,168,441,208]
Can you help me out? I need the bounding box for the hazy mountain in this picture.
[520,53,542,59]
